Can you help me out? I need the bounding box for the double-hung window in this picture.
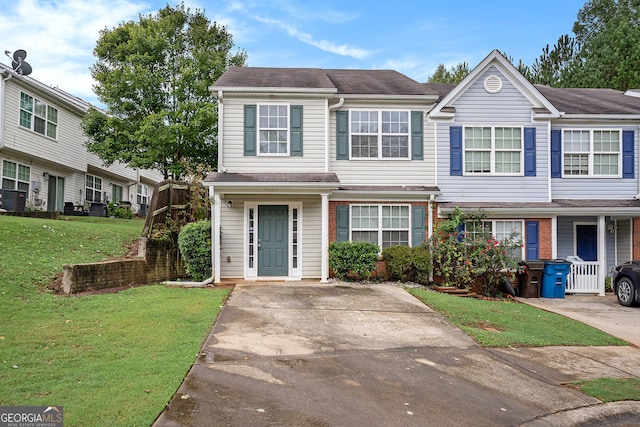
[351,205,411,248]
[137,184,149,205]
[2,160,30,191]
[465,219,524,259]
[20,92,58,139]
[258,104,288,155]
[85,175,102,202]
[464,126,522,174]
[563,130,620,177]
[351,110,409,159]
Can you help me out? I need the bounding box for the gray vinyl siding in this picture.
[617,219,632,264]
[221,96,327,173]
[436,66,549,202]
[219,199,245,278]
[551,124,639,199]
[329,101,436,186]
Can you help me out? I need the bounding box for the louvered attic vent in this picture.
[484,75,502,93]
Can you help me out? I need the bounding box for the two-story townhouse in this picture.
[205,68,440,283]
[429,50,640,295]
[0,63,162,214]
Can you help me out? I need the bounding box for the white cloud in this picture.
[254,16,371,60]
[0,0,151,103]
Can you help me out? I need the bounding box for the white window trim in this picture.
[462,125,524,176]
[19,91,58,140]
[562,128,622,178]
[137,183,149,205]
[350,204,412,249]
[349,109,411,160]
[85,174,102,203]
[257,102,290,157]
[1,160,30,192]
[474,219,525,259]
[244,202,302,280]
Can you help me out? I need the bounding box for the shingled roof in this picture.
[212,67,439,97]
[534,85,640,115]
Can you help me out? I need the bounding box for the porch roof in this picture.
[438,199,640,216]
[203,172,341,194]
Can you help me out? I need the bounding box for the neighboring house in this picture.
[205,50,640,294]
[0,63,162,214]
[206,68,440,283]
[428,50,640,295]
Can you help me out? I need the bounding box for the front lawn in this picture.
[0,216,230,426]
[408,287,627,347]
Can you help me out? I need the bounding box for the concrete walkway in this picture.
[153,283,640,426]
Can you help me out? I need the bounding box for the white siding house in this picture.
[0,63,163,214]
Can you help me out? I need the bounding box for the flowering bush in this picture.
[429,208,523,296]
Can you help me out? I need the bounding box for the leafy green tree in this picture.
[529,35,580,86]
[428,62,470,83]
[82,3,247,179]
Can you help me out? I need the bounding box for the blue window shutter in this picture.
[336,111,349,160]
[623,130,634,178]
[336,205,349,242]
[411,111,424,160]
[450,126,463,176]
[526,221,539,260]
[244,105,257,156]
[411,205,425,247]
[290,105,303,156]
[457,222,465,242]
[524,127,536,176]
[550,129,562,178]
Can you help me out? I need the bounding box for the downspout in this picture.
[0,70,13,148]
[216,91,226,172]
[428,194,435,239]
[326,97,344,172]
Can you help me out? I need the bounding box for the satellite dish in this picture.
[4,49,32,76]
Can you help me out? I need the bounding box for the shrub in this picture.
[329,241,379,281]
[382,245,432,285]
[177,220,212,281]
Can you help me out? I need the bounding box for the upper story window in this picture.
[259,104,288,155]
[351,204,411,248]
[20,92,58,139]
[2,160,30,192]
[137,183,149,205]
[350,110,409,159]
[464,126,522,174]
[563,130,620,177]
[85,175,102,202]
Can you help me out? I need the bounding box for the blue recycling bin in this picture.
[541,260,572,298]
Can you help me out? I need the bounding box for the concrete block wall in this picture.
[62,237,187,293]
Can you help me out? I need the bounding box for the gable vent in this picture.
[484,75,502,93]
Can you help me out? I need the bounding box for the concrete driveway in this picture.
[519,294,640,346]
[150,282,635,427]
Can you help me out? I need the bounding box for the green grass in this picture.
[571,378,640,403]
[0,215,230,426]
[408,287,627,347]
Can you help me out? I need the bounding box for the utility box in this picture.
[517,260,545,298]
[541,260,572,298]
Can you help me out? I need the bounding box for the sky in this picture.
[0,0,587,106]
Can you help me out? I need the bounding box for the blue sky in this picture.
[0,0,587,106]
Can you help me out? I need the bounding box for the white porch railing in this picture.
[566,261,600,294]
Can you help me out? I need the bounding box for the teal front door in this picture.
[258,205,288,276]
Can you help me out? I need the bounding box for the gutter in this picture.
[326,97,344,172]
[0,69,12,148]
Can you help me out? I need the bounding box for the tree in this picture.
[82,3,247,180]
[427,62,470,83]
[529,35,580,86]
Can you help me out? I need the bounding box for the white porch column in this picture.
[598,215,606,296]
[213,191,221,284]
[551,215,558,259]
[321,193,329,283]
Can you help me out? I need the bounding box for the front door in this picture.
[576,224,597,261]
[258,205,288,276]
